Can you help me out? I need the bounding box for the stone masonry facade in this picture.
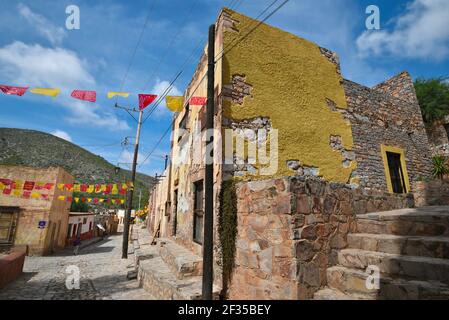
[229,176,413,300]
[339,73,433,190]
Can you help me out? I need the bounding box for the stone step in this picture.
[326,266,449,299]
[356,206,449,236]
[313,287,372,300]
[338,249,449,284]
[157,238,203,279]
[137,255,219,300]
[348,233,449,259]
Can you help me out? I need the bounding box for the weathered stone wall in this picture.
[340,75,433,191]
[372,71,419,106]
[426,117,449,156]
[228,177,413,300]
[414,179,449,207]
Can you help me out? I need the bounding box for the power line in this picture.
[138,0,289,169]
[141,0,201,92]
[117,0,158,95]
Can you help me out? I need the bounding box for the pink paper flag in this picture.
[71,90,96,102]
[0,85,29,96]
[189,96,207,106]
[138,94,157,111]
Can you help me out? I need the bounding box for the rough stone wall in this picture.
[228,177,413,300]
[372,71,419,106]
[414,180,449,207]
[426,117,449,156]
[340,77,433,191]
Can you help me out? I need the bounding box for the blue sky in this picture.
[0,0,448,176]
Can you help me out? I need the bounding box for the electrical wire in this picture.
[138,0,290,169]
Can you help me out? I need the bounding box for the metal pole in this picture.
[202,24,215,300]
[138,190,142,210]
[122,110,143,259]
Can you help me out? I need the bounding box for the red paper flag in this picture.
[0,85,28,96]
[80,184,88,192]
[93,198,99,204]
[23,181,35,191]
[189,96,207,106]
[71,90,96,102]
[138,94,157,111]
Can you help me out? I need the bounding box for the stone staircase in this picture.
[314,206,449,300]
[132,230,219,300]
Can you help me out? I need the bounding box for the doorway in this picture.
[381,145,410,194]
[172,189,178,236]
[193,180,204,244]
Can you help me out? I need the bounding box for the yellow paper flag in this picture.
[57,195,65,201]
[31,192,40,199]
[87,198,92,203]
[166,96,184,112]
[30,88,61,97]
[107,92,130,99]
[75,197,80,203]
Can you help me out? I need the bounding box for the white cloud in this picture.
[356,0,449,60]
[17,3,67,46]
[118,149,145,168]
[0,41,129,130]
[51,130,72,142]
[0,41,94,90]
[150,79,182,118]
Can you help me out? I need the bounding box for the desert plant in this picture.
[432,155,449,180]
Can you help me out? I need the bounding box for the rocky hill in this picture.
[0,128,156,208]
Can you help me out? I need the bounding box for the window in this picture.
[89,221,92,231]
[0,207,19,244]
[173,189,178,236]
[178,105,189,142]
[83,217,87,224]
[67,224,72,238]
[193,180,204,244]
[381,145,410,194]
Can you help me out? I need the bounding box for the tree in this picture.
[70,192,89,212]
[414,78,449,124]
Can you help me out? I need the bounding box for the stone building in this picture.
[143,8,444,300]
[66,212,95,246]
[0,165,74,255]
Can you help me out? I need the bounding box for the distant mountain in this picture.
[0,128,156,209]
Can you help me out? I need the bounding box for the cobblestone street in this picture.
[0,234,153,300]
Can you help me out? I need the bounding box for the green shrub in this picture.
[432,155,449,180]
[218,180,238,298]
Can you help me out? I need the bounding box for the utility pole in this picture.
[138,190,142,210]
[122,109,143,259]
[202,24,215,300]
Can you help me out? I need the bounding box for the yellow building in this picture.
[145,8,433,300]
[0,165,73,255]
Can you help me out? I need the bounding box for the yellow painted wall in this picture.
[0,165,73,255]
[222,9,355,183]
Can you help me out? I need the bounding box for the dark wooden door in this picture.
[386,152,406,194]
[193,181,204,244]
